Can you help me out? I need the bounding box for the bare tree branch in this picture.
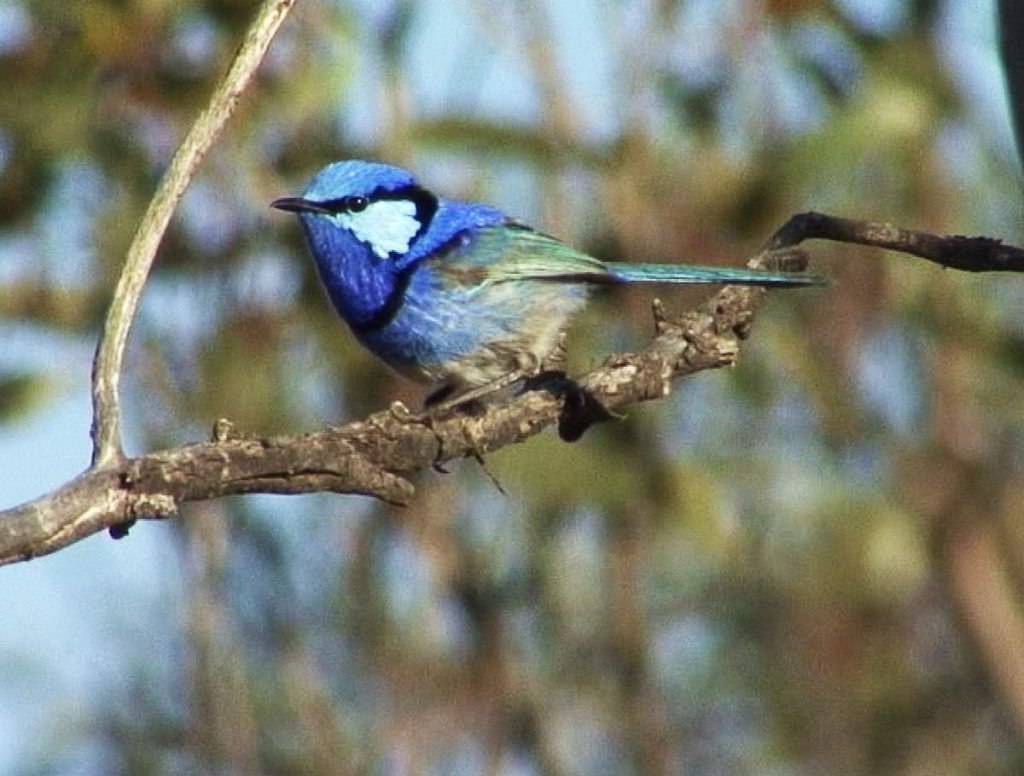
[0,253,770,566]
[89,0,296,469]
[768,211,1024,272]
[5,210,1024,566]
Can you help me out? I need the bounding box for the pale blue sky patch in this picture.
[790,17,864,95]
[133,111,181,169]
[759,28,832,135]
[412,3,541,127]
[0,325,93,382]
[178,177,241,256]
[140,272,225,354]
[938,0,1018,164]
[545,0,618,142]
[228,249,302,313]
[652,615,721,696]
[0,231,35,284]
[36,161,107,289]
[379,525,435,629]
[834,0,909,35]
[0,0,31,55]
[855,322,928,437]
[668,0,735,88]
[165,10,222,76]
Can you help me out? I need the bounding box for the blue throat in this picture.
[298,213,405,331]
[298,197,505,332]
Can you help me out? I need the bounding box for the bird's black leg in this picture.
[393,355,542,425]
[428,369,526,414]
[388,384,458,424]
[424,384,457,408]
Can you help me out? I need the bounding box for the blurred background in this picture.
[2,0,1024,773]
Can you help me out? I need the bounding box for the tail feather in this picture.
[605,262,826,287]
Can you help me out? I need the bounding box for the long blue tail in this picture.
[606,262,825,287]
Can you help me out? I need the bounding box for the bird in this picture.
[272,160,824,410]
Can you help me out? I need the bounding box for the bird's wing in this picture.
[430,223,614,286]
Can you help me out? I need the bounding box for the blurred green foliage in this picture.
[3,0,1024,774]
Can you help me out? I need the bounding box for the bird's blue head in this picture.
[273,160,504,332]
[272,160,443,332]
[283,161,436,258]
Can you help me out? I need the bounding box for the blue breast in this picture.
[355,200,510,374]
[297,213,400,329]
[357,221,592,383]
[297,196,508,367]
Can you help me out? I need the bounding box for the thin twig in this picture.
[768,211,1024,272]
[89,0,296,468]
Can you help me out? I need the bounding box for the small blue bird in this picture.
[273,161,822,408]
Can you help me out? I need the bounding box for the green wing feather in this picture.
[432,223,613,285]
[432,222,825,287]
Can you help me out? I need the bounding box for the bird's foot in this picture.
[423,370,527,419]
[389,400,430,424]
[557,379,618,442]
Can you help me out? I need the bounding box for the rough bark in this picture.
[5,216,1024,565]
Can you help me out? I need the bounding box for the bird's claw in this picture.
[389,400,429,424]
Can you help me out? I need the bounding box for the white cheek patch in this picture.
[335,199,421,259]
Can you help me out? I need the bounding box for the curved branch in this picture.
[769,211,1024,272]
[90,0,296,468]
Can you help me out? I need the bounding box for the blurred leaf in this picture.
[0,372,48,421]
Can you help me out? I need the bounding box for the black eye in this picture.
[344,195,368,212]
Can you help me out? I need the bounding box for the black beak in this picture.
[270,196,332,215]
